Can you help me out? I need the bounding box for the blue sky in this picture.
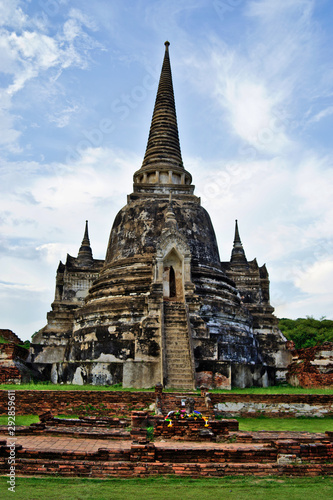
[1,0,333,341]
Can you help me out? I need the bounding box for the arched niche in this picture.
[162,247,184,301]
[155,230,193,301]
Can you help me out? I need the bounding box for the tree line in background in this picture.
[279,316,333,349]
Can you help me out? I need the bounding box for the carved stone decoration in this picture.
[185,397,195,415]
[155,211,193,302]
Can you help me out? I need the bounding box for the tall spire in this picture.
[133,42,193,195]
[230,220,248,266]
[77,220,93,267]
[142,41,183,170]
[234,220,242,246]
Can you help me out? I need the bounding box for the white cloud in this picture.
[1,0,332,337]
[0,147,136,253]
[309,106,333,123]
[0,0,28,29]
[0,3,103,152]
[48,102,80,127]
[36,242,75,265]
[181,0,323,156]
[275,292,333,321]
[215,72,290,154]
[295,259,333,295]
[0,144,138,339]
[246,0,314,21]
[67,8,99,32]
[0,109,21,148]
[0,280,44,294]
[183,41,293,155]
[187,142,333,323]
[293,156,333,227]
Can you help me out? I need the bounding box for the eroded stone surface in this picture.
[29,43,291,389]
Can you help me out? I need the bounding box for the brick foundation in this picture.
[0,389,331,418]
[153,417,238,441]
[0,390,155,416]
[0,343,28,384]
[0,438,332,478]
[287,343,333,388]
[0,404,332,479]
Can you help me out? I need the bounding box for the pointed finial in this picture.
[231,220,247,265]
[234,220,242,246]
[139,41,183,171]
[77,220,93,266]
[133,41,193,195]
[83,220,89,242]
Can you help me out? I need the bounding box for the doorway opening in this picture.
[163,248,184,301]
[169,266,176,298]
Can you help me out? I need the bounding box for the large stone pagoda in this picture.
[29,42,291,389]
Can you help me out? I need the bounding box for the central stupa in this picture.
[30,42,291,389]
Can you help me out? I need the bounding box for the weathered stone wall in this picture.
[28,43,293,390]
[212,394,333,418]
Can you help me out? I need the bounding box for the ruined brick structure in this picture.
[1,388,332,418]
[29,42,291,389]
[0,330,29,384]
[287,342,333,388]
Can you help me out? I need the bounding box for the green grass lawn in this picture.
[0,382,155,391]
[0,415,39,426]
[0,382,333,394]
[0,415,331,433]
[211,385,333,394]
[237,416,333,433]
[0,476,332,500]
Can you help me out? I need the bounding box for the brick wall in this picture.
[0,367,21,385]
[0,344,29,384]
[153,417,238,441]
[0,329,23,344]
[0,389,332,417]
[0,440,332,478]
[0,343,28,362]
[287,342,333,388]
[0,390,156,416]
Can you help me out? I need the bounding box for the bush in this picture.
[279,316,333,349]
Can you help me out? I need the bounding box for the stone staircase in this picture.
[163,301,195,390]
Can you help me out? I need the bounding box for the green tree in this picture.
[279,316,333,349]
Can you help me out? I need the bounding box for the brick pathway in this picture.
[0,432,277,454]
[0,433,130,452]
[0,430,327,454]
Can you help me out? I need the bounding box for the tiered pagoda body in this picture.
[29,43,291,389]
